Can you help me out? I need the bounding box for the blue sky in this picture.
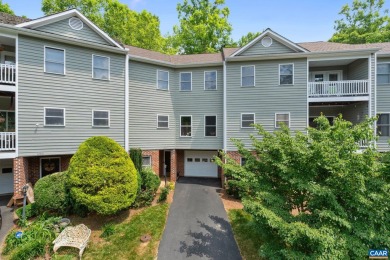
[4,0,390,43]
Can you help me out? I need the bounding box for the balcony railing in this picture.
[0,132,16,151]
[0,64,16,84]
[308,80,369,98]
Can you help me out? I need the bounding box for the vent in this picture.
[69,17,83,30]
[261,37,273,47]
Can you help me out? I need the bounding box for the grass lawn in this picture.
[228,209,264,260]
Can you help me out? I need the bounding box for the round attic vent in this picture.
[69,17,83,30]
[261,37,273,47]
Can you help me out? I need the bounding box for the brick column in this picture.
[170,149,177,182]
[13,157,29,197]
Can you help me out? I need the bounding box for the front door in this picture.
[310,71,342,82]
[164,151,171,177]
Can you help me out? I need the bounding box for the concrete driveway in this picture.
[0,195,14,245]
[158,177,242,260]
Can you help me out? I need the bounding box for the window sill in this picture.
[92,126,110,128]
[241,86,255,88]
[92,77,110,81]
[44,71,65,76]
[156,88,169,91]
[180,136,192,138]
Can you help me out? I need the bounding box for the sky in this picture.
[3,0,390,43]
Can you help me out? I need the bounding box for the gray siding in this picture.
[240,37,296,56]
[226,58,307,151]
[35,17,111,46]
[309,102,368,124]
[376,57,390,151]
[18,35,126,156]
[309,66,348,80]
[348,59,369,80]
[128,61,223,150]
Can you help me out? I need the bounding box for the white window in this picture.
[44,47,65,74]
[44,108,65,126]
[241,113,255,128]
[241,66,255,87]
[92,110,110,127]
[204,71,217,90]
[279,64,294,85]
[377,64,390,84]
[275,113,290,128]
[180,72,192,91]
[142,156,151,167]
[157,70,169,90]
[92,55,110,80]
[377,114,390,136]
[157,115,169,128]
[180,116,192,137]
[205,115,217,137]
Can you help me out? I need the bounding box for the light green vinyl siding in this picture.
[309,102,368,124]
[17,35,126,156]
[226,58,307,151]
[240,37,296,56]
[35,17,111,46]
[348,59,369,80]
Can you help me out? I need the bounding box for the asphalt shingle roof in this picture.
[0,12,30,25]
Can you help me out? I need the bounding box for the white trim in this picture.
[15,34,18,156]
[180,115,192,137]
[92,54,110,80]
[204,70,217,90]
[241,113,255,128]
[44,107,65,127]
[39,157,61,178]
[204,115,217,137]
[231,29,308,57]
[279,63,294,85]
[16,9,124,49]
[179,71,192,91]
[275,112,291,128]
[157,114,169,129]
[92,110,110,127]
[156,69,169,91]
[308,70,343,82]
[68,17,83,30]
[125,54,129,151]
[223,61,227,152]
[374,52,377,147]
[261,36,273,47]
[142,155,152,167]
[308,96,370,102]
[44,46,66,75]
[241,65,255,87]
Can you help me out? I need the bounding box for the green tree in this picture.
[216,116,390,258]
[41,0,168,52]
[0,0,14,15]
[172,0,233,54]
[330,0,390,43]
[237,31,261,47]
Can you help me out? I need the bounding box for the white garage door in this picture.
[0,159,14,195]
[184,151,218,178]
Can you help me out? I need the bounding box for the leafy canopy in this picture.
[237,31,261,47]
[0,0,14,15]
[216,115,390,258]
[172,0,233,54]
[330,0,390,43]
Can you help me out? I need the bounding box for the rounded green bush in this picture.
[68,136,138,215]
[34,171,69,214]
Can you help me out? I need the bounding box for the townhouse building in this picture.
[0,9,390,198]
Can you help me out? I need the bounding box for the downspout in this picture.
[125,53,129,152]
[223,60,227,153]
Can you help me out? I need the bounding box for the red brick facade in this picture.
[177,150,184,178]
[142,150,160,176]
[170,150,177,182]
[13,157,28,196]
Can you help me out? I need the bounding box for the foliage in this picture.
[237,31,262,47]
[330,0,390,43]
[68,136,138,215]
[216,115,390,258]
[0,0,14,15]
[41,0,169,53]
[172,0,233,54]
[15,203,38,219]
[132,167,161,208]
[100,223,115,238]
[158,187,170,202]
[34,171,70,214]
[130,148,143,194]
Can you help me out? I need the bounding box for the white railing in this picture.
[0,132,16,151]
[0,64,16,84]
[308,80,369,98]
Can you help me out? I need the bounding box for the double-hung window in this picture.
[180,116,192,137]
[93,55,110,80]
[377,64,390,84]
[157,70,169,90]
[44,47,65,74]
[142,156,151,167]
[241,66,255,87]
[205,115,217,137]
[279,64,294,85]
[241,113,255,128]
[377,114,390,136]
[44,108,65,126]
[157,115,169,128]
[180,72,192,91]
[275,113,290,128]
[204,71,217,90]
[92,110,110,127]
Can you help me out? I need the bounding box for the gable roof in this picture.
[0,12,30,25]
[16,9,123,49]
[231,28,308,57]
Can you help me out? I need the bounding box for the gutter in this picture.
[223,60,227,153]
[125,53,129,151]
[128,55,223,68]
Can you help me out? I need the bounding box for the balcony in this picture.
[308,80,369,102]
[0,132,15,151]
[0,63,16,85]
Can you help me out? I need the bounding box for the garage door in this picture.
[0,159,13,195]
[184,151,218,178]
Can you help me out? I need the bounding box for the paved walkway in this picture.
[0,195,14,245]
[158,178,242,260]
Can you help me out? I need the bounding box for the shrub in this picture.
[132,167,160,208]
[130,148,143,195]
[15,203,38,219]
[158,187,169,203]
[9,240,46,260]
[34,171,70,214]
[68,136,138,215]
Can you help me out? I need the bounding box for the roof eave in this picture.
[129,55,223,68]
